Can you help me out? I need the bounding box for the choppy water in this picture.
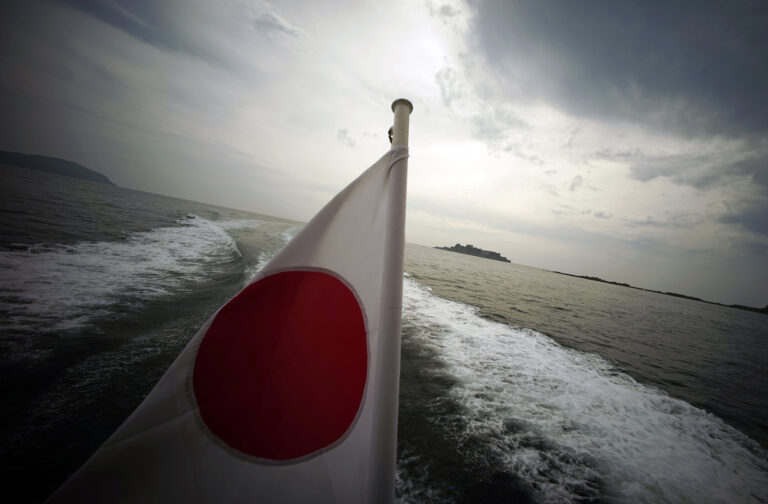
[1,164,767,503]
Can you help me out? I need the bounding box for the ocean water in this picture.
[1,164,767,503]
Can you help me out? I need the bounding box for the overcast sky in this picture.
[1,0,766,306]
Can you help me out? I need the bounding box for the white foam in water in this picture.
[280,225,302,244]
[215,218,266,232]
[0,215,244,334]
[241,224,303,286]
[396,449,451,504]
[400,277,768,503]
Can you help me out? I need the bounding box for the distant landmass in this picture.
[552,271,768,316]
[0,151,114,185]
[436,243,511,263]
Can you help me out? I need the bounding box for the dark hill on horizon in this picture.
[0,151,114,185]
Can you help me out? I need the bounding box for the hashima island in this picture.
[436,243,511,263]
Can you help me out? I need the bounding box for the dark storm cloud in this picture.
[595,147,768,191]
[730,156,768,188]
[628,153,728,190]
[55,0,219,62]
[720,202,768,236]
[597,146,768,238]
[54,0,301,68]
[741,239,768,256]
[471,0,768,137]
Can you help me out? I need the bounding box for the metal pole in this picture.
[390,99,413,148]
[371,98,412,503]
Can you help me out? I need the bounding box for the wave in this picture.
[0,215,246,335]
[397,277,768,503]
[241,224,303,287]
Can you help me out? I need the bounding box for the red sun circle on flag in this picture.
[192,270,368,461]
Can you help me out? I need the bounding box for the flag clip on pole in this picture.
[48,100,413,504]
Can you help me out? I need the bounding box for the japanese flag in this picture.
[49,146,409,503]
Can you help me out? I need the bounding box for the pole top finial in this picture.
[391,98,413,114]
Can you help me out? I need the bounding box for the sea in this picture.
[1,163,767,503]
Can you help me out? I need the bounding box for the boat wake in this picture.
[396,277,768,503]
[0,215,248,337]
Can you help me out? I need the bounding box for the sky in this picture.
[1,0,766,306]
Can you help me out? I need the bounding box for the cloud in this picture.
[439,4,460,17]
[596,147,768,192]
[253,11,303,38]
[540,183,558,196]
[628,153,724,189]
[503,143,543,165]
[435,67,462,107]
[593,148,643,161]
[426,1,461,19]
[640,153,767,191]
[594,210,611,219]
[550,205,593,219]
[55,0,223,63]
[740,239,768,257]
[337,129,356,148]
[569,174,583,191]
[729,155,768,189]
[472,106,527,146]
[622,214,703,229]
[469,0,768,137]
[601,145,768,238]
[55,0,303,69]
[561,126,580,149]
[720,201,768,236]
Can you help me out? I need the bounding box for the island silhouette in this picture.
[552,271,767,316]
[0,151,114,185]
[436,243,511,263]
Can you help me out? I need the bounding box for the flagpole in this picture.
[371,98,412,503]
[390,98,413,147]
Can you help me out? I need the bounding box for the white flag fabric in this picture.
[49,147,409,503]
